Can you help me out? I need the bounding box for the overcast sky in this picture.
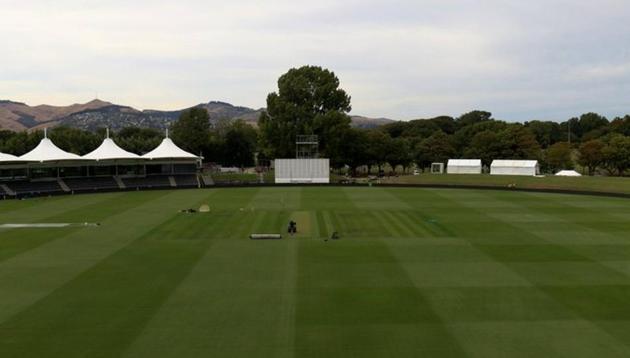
[1,0,629,121]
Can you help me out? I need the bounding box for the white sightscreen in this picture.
[275,159,330,184]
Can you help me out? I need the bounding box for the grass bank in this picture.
[379,174,630,195]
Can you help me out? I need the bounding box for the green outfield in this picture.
[1,187,630,357]
[391,173,630,195]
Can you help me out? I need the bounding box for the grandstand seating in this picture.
[64,177,120,192]
[5,180,63,195]
[123,176,172,189]
[174,174,199,187]
[0,174,203,198]
[0,184,12,196]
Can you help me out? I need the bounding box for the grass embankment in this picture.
[382,174,630,195]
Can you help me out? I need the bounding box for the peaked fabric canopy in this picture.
[0,152,20,163]
[19,138,82,162]
[142,138,199,160]
[83,138,141,161]
[556,170,582,177]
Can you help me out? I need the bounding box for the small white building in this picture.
[447,159,482,174]
[490,160,539,176]
[555,170,582,177]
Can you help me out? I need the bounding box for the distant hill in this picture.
[350,116,396,129]
[0,99,113,131]
[0,99,393,131]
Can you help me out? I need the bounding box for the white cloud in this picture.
[0,0,629,120]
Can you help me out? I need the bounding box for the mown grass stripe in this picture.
[0,223,214,356]
[294,234,467,356]
[322,211,336,238]
[327,210,346,236]
[371,210,405,237]
[316,211,328,239]
[0,192,222,357]
[384,211,416,238]
[0,192,171,263]
[0,190,211,325]
[310,211,320,239]
[0,193,116,218]
[407,210,456,238]
[396,211,433,237]
[249,210,269,234]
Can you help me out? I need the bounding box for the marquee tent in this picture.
[142,137,200,160]
[447,159,482,174]
[490,160,539,176]
[83,131,141,161]
[555,170,582,177]
[18,136,82,163]
[0,152,20,163]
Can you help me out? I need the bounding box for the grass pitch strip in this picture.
[1,187,630,357]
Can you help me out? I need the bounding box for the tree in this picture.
[525,120,562,148]
[365,129,392,172]
[0,131,40,155]
[414,131,455,170]
[386,138,412,173]
[453,120,507,155]
[221,120,258,167]
[545,142,573,172]
[394,119,439,139]
[464,130,502,168]
[610,115,630,136]
[170,107,210,155]
[560,113,608,143]
[258,66,352,158]
[577,139,605,175]
[381,121,408,138]
[456,110,493,128]
[602,135,630,176]
[429,116,457,134]
[496,125,541,160]
[332,128,368,173]
[114,127,163,154]
[49,126,100,155]
[315,110,353,159]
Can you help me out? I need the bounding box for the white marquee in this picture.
[82,137,141,161]
[490,160,539,176]
[447,159,482,174]
[142,138,200,160]
[19,137,83,163]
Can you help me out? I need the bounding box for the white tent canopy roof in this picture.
[142,137,199,160]
[0,152,20,163]
[83,137,141,161]
[556,170,582,177]
[19,137,82,162]
[491,160,538,168]
[448,159,482,166]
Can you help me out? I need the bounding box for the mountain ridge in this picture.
[0,99,394,132]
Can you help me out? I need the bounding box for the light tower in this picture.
[296,135,319,159]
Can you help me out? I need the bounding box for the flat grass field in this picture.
[2,187,630,357]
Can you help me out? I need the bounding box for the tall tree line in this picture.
[2,65,630,175]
